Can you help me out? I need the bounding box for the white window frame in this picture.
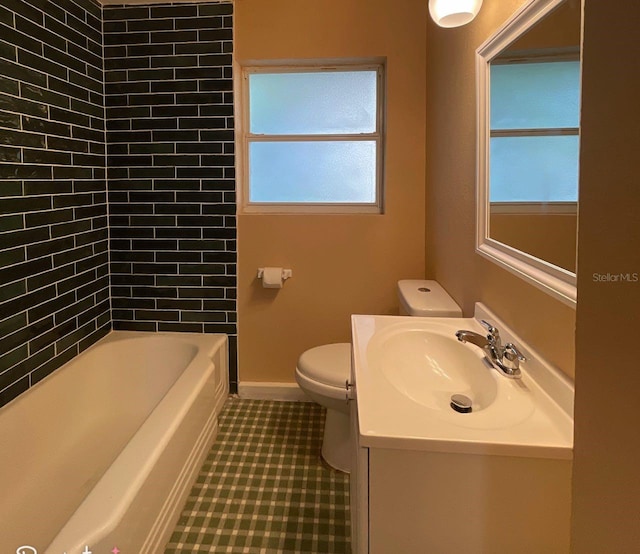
[237,62,385,214]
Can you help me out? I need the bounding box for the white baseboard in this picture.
[238,382,311,402]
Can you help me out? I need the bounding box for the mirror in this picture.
[476,0,581,307]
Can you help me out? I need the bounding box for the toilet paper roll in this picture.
[262,267,283,289]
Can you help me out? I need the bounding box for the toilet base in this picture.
[321,408,351,473]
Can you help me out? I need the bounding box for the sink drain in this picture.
[450,394,472,414]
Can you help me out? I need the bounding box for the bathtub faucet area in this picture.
[456,320,526,379]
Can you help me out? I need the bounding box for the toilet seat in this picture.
[296,343,351,387]
[295,367,347,404]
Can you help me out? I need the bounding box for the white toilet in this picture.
[295,280,462,473]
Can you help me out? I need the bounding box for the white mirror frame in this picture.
[476,0,578,308]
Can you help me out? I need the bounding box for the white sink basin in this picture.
[351,307,573,458]
[375,329,497,412]
[367,323,534,430]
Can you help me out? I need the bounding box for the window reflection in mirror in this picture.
[487,0,581,274]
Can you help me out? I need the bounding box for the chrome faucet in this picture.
[455,320,526,379]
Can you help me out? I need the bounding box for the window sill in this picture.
[240,203,383,215]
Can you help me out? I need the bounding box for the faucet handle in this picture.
[480,319,500,341]
[503,343,526,371]
[480,319,497,333]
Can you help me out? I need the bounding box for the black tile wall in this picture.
[0,0,109,408]
[104,3,237,389]
[0,1,238,407]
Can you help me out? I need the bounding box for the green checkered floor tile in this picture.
[165,398,351,553]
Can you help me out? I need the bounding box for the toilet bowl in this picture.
[295,343,351,473]
[295,280,462,473]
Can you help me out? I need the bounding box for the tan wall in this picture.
[490,211,577,272]
[571,0,640,550]
[235,0,427,382]
[508,0,581,52]
[425,0,576,379]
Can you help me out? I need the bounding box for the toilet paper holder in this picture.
[257,268,293,281]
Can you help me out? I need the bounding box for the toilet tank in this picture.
[397,280,462,317]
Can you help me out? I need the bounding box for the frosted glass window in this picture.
[242,64,383,211]
[490,136,579,202]
[491,61,580,130]
[249,71,377,135]
[489,59,580,203]
[249,142,377,203]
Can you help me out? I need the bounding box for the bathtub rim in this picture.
[42,330,228,554]
[0,330,204,415]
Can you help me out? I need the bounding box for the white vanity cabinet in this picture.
[349,307,574,553]
[349,398,372,554]
[350,433,572,553]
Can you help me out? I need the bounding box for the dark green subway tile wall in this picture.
[104,3,237,390]
[0,0,109,408]
[0,1,238,407]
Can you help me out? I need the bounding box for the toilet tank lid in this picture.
[397,280,462,317]
[297,343,351,387]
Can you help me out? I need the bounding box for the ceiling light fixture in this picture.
[429,0,484,28]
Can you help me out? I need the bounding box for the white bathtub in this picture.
[0,331,228,554]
